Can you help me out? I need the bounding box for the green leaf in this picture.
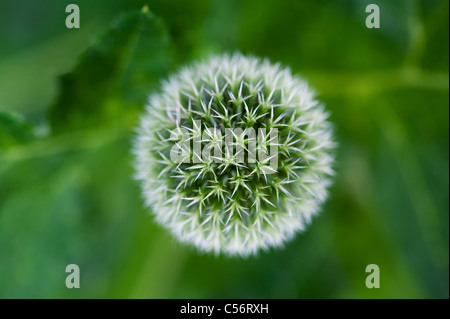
[0,110,37,150]
[48,8,172,133]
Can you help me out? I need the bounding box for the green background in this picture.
[0,0,448,298]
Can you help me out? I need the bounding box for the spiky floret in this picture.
[134,53,335,257]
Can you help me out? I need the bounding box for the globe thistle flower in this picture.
[134,53,335,257]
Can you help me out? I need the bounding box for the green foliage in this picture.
[0,110,37,150]
[48,7,172,133]
[0,0,448,299]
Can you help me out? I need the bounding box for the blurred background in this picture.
[0,0,448,298]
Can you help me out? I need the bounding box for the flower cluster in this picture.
[134,53,335,256]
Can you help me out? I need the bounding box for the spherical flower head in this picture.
[134,53,335,257]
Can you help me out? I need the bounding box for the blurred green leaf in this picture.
[0,110,37,150]
[48,8,172,133]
